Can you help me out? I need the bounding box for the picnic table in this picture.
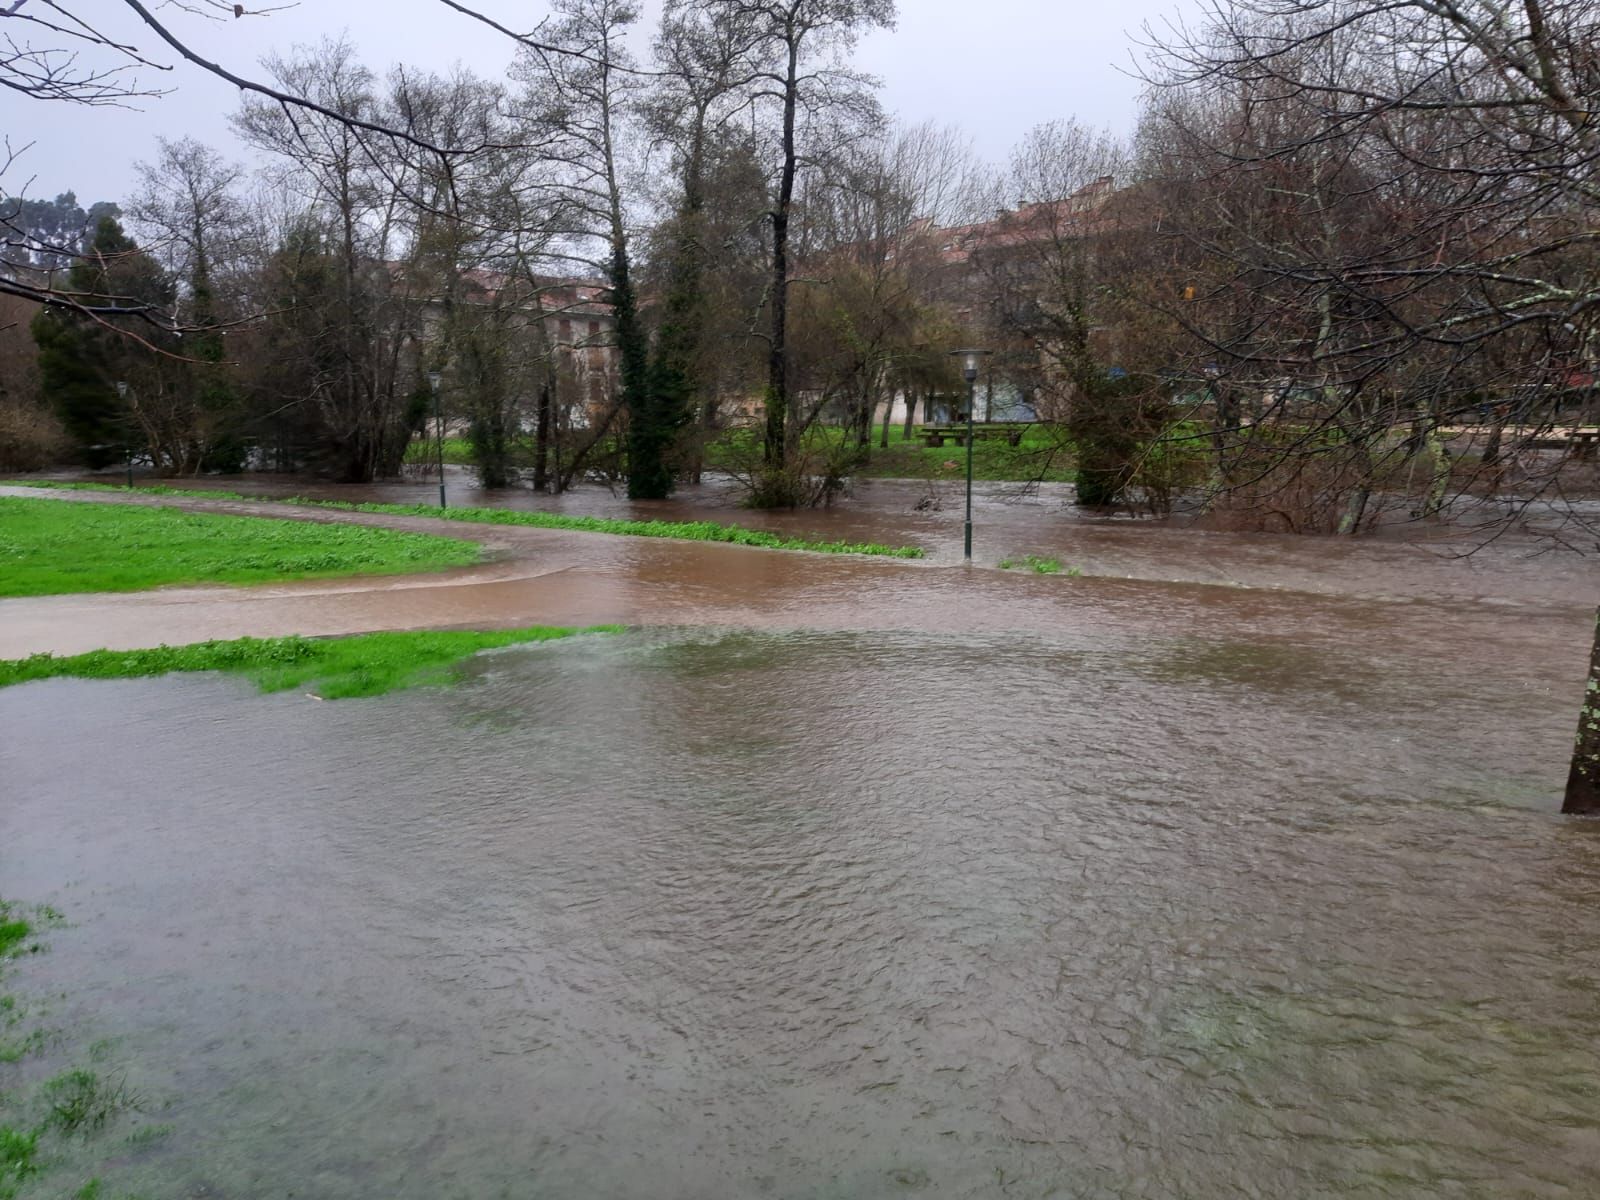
[919,420,1032,448]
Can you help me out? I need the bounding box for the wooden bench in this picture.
[919,421,1032,449]
[1443,425,1600,460]
[1547,428,1600,460]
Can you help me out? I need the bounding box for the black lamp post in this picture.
[114,380,132,487]
[950,348,991,562]
[427,370,447,509]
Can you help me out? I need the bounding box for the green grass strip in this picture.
[1,481,925,558]
[0,626,622,700]
[0,496,482,598]
[0,912,32,959]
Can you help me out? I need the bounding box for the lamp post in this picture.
[427,370,447,509]
[114,380,132,487]
[949,349,991,562]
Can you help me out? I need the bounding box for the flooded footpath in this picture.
[2,473,1599,1197]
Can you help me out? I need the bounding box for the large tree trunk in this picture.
[761,35,801,487]
[903,389,919,441]
[1564,608,1600,814]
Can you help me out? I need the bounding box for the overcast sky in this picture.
[8,0,1195,207]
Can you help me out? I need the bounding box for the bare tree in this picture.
[634,0,763,497]
[675,0,893,505]
[1141,0,1600,809]
[511,0,652,495]
[0,0,622,325]
[234,39,427,480]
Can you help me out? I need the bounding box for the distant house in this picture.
[408,267,621,428]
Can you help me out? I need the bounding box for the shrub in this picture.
[0,403,69,473]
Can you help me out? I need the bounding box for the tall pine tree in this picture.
[31,216,174,467]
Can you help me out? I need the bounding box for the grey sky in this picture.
[8,0,1193,208]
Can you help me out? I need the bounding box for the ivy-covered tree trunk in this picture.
[190,246,244,473]
[1563,608,1600,814]
[755,33,803,505]
[635,171,705,500]
[610,240,654,500]
[533,381,553,493]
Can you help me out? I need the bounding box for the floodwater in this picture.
[1,472,1594,658]
[4,474,1600,1196]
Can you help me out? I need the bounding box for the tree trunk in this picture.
[639,133,707,501]
[1337,436,1375,535]
[533,382,552,493]
[762,34,801,482]
[903,389,918,441]
[1564,608,1600,814]
[1421,426,1451,518]
[856,388,873,448]
[1481,415,1505,467]
[879,393,893,449]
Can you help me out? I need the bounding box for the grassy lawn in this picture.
[3,486,925,558]
[404,423,1079,483]
[0,626,622,700]
[706,424,1078,483]
[0,496,482,598]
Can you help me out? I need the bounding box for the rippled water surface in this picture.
[5,624,1600,1198]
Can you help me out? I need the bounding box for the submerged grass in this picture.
[40,1071,142,1137]
[999,554,1078,576]
[0,625,621,700]
[292,498,925,557]
[1,902,57,1200]
[0,496,481,598]
[0,900,165,1200]
[1,481,925,559]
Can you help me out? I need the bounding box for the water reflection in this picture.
[3,628,1597,1197]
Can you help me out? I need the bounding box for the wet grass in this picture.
[704,424,1078,484]
[40,1071,142,1137]
[0,919,30,961]
[0,902,60,1200]
[0,626,623,700]
[406,424,1080,483]
[0,1127,38,1200]
[2,483,925,559]
[1,899,149,1200]
[287,498,923,556]
[998,555,1079,576]
[0,910,51,1068]
[0,496,481,598]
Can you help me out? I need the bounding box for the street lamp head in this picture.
[950,348,991,384]
[427,370,443,392]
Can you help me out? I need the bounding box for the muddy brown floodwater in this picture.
[2,473,1600,1197]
